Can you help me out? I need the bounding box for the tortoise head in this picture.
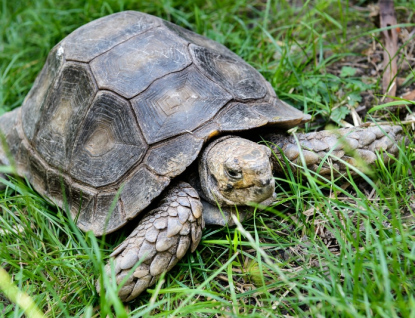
[199,136,275,207]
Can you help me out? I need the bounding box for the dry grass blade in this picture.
[379,0,399,101]
[0,267,45,318]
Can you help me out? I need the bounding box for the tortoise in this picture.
[0,11,405,302]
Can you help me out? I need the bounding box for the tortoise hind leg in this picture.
[0,108,23,189]
[97,181,204,302]
[0,107,22,167]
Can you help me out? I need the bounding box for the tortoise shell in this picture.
[15,11,309,235]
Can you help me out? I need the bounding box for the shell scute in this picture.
[70,91,148,187]
[22,45,65,141]
[62,11,159,62]
[34,62,97,170]
[189,44,267,100]
[90,27,191,99]
[131,65,232,144]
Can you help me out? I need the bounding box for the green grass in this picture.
[1,0,415,317]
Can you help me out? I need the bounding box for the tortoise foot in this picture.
[97,182,204,302]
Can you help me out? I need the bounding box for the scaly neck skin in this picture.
[199,136,275,207]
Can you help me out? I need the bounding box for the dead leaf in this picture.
[401,90,415,101]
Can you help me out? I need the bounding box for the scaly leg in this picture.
[0,108,23,189]
[265,125,407,176]
[97,181,204,302]
[0,107,21,166]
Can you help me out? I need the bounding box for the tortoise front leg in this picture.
[97,181,204,302]
[265,125,407,177]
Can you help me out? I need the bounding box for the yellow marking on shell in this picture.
[207,130,219,139]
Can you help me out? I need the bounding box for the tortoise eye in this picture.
[226,168,242,179]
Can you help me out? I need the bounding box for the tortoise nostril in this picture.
[259,178,271,186]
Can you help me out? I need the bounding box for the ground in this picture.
[0,0,414,317]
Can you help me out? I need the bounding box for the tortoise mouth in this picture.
[218,178,275,206]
